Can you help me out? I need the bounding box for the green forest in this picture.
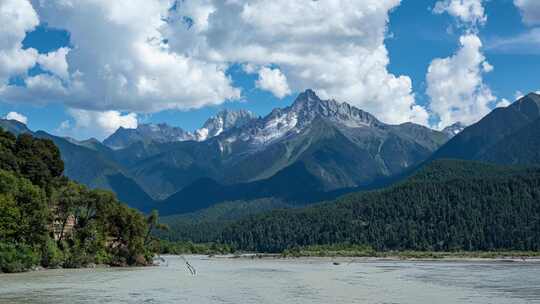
[157,198,292,243]
[218,160,540,253]
[0,130,160,273]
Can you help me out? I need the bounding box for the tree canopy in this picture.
[0,129,157,272]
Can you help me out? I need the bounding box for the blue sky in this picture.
[0,0,539,140]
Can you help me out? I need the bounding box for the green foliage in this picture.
[0,242,39,273]
[157,198,291,243]
[42,239,64,268]
[0,129,155,273]
[220,160,540,253]
[0,169,48,246]
[159,240,233,255]
[15,133,64,188]
[283,244,376,257]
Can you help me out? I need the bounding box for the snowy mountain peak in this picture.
[219,90,387,148]
[290,89,380,129]
[442,122,467,138]
[195,109,257,141]
[104,110,257,149]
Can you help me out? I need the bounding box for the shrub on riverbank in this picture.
[0,243,39,273]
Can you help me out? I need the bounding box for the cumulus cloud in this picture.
[514,0,540,25]
[37,47,70,80]
[166,0,429,125]
[0,0,39,85]
[4,111,28,124]
[256,67,291,99]
[0,0,241,113]
[61,109,138,140]
[433,0,487,27]
[427,35,496,129]
[2,0,430,133]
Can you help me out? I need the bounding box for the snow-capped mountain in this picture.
[104,109,257,149]
[195,109,256,141]
[127,89,447,197]
[1,89,452,213]
[211,89,383,148]
[442,122,467,138]
[213,89,443,153]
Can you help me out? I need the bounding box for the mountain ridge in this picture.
[103,109,257,150]
[1,89,452,214]
[431,92,540,163]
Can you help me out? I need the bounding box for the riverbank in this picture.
[279,245,540,261]
[221,253,540,263]
[158,241,540,261]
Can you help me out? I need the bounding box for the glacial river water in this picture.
[1,255,540,304]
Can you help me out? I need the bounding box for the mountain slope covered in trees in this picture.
[219,160,540,253]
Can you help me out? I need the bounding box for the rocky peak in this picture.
[290,89,380,128]
[442,122,467,138]
[104,123,192,149]
[196,109,256,141]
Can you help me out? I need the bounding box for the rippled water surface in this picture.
[1,256,540,304]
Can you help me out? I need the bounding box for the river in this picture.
[1,255,539,303]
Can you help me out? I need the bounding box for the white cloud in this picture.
[256,67,291,99]
[433,0,487,27]
[427,34,496,129]
[0,0,241,113]
[0,0,39,85]
[242,63,258,74]
[57,120,70,131]
[61,109,138,140]
[496,98,512,108]
[3,0,429,131]
[486,28,540,55]
[37,47,70,80]
[165,0,428,125]
[4,111,28,124]
[514,0,540,25]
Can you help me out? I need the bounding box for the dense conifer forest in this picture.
[218,160,540,253]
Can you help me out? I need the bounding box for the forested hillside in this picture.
[0,130,158,273]
[158,198,292,243]
[220,160,540,253]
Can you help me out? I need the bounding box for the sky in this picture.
[0,0,539,140]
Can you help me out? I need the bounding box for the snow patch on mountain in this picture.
[104,109,256,149]
[218,89,383,148]
[442,122,467,138]
[195,109,256,141]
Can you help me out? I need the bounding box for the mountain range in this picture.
[431,92,540,164]
[2,90,539,216]
[103,109,256,149]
